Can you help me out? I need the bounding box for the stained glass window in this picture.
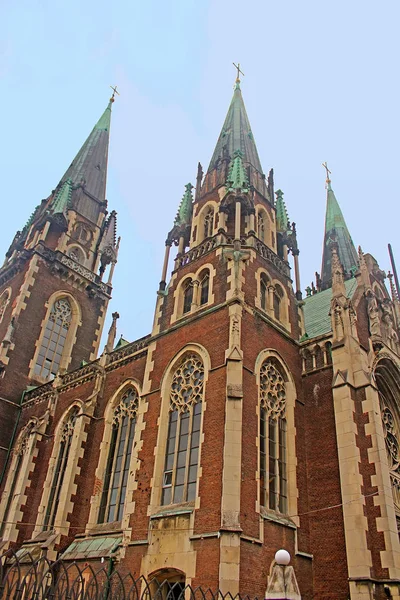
[162,354,204,505]
[260,359,287,513]
[98,389,139,523]
[34,298,72,379]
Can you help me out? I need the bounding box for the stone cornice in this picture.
[34,243,112,298]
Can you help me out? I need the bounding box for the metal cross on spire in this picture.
[233,62,245,84]
[322,161,331,182]
[110,85,120,102]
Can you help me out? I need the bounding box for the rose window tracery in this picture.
[170,354,204,413]
[260,361,286,419]
[112,389,139,426]
[49,299,72,330]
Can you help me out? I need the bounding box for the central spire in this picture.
[207,75,264,178]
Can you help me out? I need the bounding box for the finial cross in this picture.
[233,62,245,83]
[110,85,120,101]
[322,161,331,181]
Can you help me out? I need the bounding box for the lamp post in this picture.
[265,549,301,600]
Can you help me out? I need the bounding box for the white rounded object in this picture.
[275,549,291,565]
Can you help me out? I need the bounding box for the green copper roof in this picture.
[114,336,130,350]
[58,100,112,203]
[303,277,358,338]
[321,181,358,287]
[51,178,73,215]
[208,82,263,176]
[275,189,289,232]
[174,183,193,227]
[226,149,249,191]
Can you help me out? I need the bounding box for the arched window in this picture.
[182,280,193,315]
[161,353,204,505]
[34,297,73,379]
[0,289,10,324]
[0,422,35,538]
[260,274,269,311]
[273,285,284,321]
[203,208,214,240]
[258,213,266,243]
[315,345,324,368]
[260,359,287,513]
[303,349,313,372]
[199,271,210,306]
[43,407,79,531]
[325,342,333,365]
[375,360,400,531]
[98,388,139,524]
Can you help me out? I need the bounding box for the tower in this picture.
[0,95,119,476]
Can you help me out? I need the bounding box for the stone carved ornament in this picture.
[170,354,204,413]
[260,361,286,420]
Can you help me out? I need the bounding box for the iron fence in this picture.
[0,552,260,600]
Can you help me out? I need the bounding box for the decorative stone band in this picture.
[34,244,112,297]
[106,335,150,370]
[174,234,290,279]
[175,237,219,269]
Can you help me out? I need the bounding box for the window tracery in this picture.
[99,388,139,523]
[203,208,214,240]
[34,298,73,380]
[259,360,287,513]
[67,246,85,265]
[162,354,204,505]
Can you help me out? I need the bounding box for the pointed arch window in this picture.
[34,298,72,379]
[260,359,287,513]
[203,208,214,240]
[98,388,139,523]
[162,353,204,505]
[43,407,79,531]
[199,271,210,306]
[183,280,193,314]
[273,285,284,321]
[260,274,270,311]
[0,422,35,538]
[258,213,266,244]
[0,289,10,324]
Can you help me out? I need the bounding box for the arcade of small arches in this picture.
[301,342,333,373]
[191,201,275,251]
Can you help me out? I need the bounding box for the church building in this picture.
[0,74,400,600]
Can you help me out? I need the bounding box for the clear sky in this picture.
[2,0,400,345]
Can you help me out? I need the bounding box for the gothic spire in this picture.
[52,98,113,205]
[320,168,358,289]
[208,79,264,178]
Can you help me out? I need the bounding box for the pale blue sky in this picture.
[2,0,399,344]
